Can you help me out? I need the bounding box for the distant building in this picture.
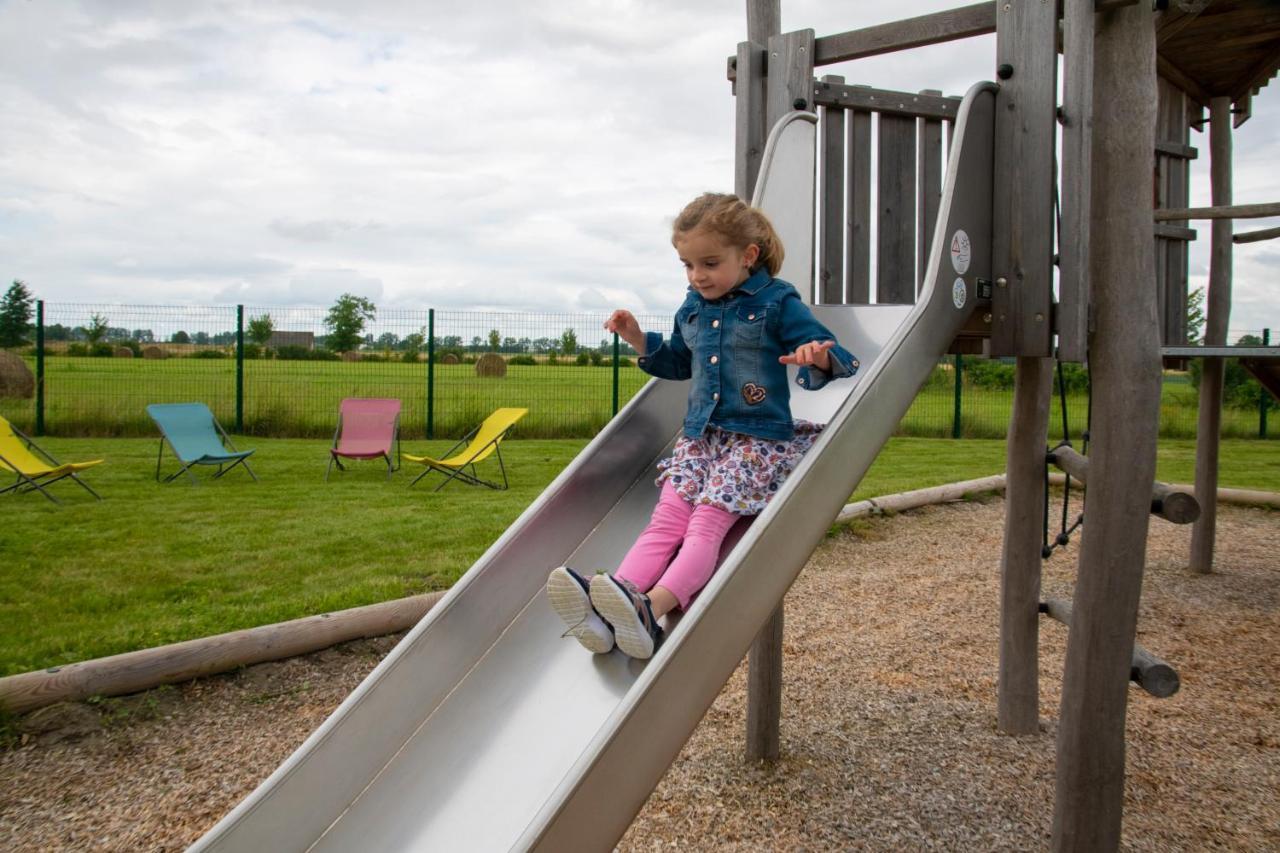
[267,331,315,350]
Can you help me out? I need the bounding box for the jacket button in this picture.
[748,313,755,320]
[713,392,719,401]
[710,355,718,364]
[712,319,720,328]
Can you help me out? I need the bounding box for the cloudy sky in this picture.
[2,1,1278,338]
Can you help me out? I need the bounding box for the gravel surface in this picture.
[2,497,1276,851]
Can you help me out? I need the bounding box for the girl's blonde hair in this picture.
[671,192,785,276]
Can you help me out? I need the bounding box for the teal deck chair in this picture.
[146,403,257,485]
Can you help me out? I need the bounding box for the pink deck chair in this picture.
[326,398,402,481]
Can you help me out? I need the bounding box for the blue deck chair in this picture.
[146,403,257,485]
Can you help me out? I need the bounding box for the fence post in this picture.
[427,308,435,439]
[1263,328,1270,439]
[235,305,244,432]
[35,300,45,436]
[952,353,963,439]
[612,333,620,416]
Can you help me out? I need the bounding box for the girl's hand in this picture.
[605,309,645,354]
[779,339,835,372]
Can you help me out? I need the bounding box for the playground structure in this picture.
[728,1,1277,851]
[180,2,1279,851]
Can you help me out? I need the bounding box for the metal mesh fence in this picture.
[0,305,1273,440]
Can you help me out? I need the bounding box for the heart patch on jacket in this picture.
[742,382,767,405]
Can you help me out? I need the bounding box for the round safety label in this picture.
[950,229,971,275]
[952,277,967,310]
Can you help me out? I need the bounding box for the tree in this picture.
[560,328,578,355]
[376,332,400,351]
[171,330,191,344]
[0,280,34,347]
[85,313,109,345]
[1186,286,1205,345]
[247,314,274,347]
[325,293,376,352]
[488,329,501,351]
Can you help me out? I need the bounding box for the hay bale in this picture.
[341,351,362,363]
[0,350,34,398]
[142,346,167,360]
[475,353,507,378]
[114,346,134,358]
[440,353,460,365]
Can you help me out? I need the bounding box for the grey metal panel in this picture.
[191,80,996,853]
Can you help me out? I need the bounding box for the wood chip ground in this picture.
[1,498,1276,850]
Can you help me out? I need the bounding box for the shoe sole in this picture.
[547,568,614,654]
[590,575,656,660]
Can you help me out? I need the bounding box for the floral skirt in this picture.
[656,420,824,516]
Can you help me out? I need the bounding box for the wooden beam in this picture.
[1155,201,1280,221]
[1041,598,1180,698]
[1234,225,1280,244]
[918,88,945,299]
[1231,41,1280,104]
[0,592,445,714]
[813,2,997,66]
[1157,55,1210,107]
[811,81,960,121]
[1154,222,1197,240]
[1052,4,1162,849]
[1154,139,1197,159]
[1048,445,1200,523]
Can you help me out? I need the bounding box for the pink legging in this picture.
[615,482,740,609]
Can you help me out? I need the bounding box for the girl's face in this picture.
[674,228,760,301]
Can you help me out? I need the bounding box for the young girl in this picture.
[547,192,859,659]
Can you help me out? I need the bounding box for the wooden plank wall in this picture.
[814,88,954,306]
[1155,76,1194,352]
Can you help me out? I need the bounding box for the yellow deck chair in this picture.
[405,407,527,491]
[0,415,103,504]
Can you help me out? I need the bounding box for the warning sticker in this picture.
[952,277,967,310]
[950,229,971,275]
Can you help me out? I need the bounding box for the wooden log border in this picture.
[0,591,446,715]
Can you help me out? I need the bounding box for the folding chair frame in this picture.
[326,410,402,481]
[154,415,258,485]
[408,423,513,492]
[0,425,102,505]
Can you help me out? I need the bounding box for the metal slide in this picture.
[191,81,995,853]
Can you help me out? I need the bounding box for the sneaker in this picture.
[589,574,664,660]
[547,566,614,654]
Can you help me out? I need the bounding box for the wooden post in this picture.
[917,89,945,297]
[846,94,873,303]
[876,111,917,304]
[819,75,846,304]
[743,5,803,765]
[1041,598,1179,698]
[997,356,1053,735]
[1057,0,1095,362]
[1189,96,1233,574]
[1052,4,1161,850]
[990,0,1057,357]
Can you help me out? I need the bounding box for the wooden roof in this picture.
[1157,0,1280,118]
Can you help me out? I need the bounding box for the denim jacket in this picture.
[638,268,859,440]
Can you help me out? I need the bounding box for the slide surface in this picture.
[190,81,996,853]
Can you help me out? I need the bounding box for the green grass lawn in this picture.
[3,435,1278,678]
[3,356,1270,442]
